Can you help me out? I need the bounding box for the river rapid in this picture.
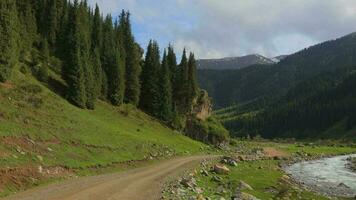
[285,154,356,198]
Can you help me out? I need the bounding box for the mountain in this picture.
[221,66,356,140]
[197,54,276,70]
[271,55,288,62]
[198,32,356,108]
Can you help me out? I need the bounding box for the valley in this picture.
[0,0,356,200]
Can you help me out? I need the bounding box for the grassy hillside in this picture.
[0,69,208,196]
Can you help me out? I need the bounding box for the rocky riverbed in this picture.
[285,154,356,198]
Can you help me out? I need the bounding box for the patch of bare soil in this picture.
[0,166,73,193]
[0,82,15,89]
[263,147,289,158]
[0,136,57,155]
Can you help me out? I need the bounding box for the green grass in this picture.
[0,70,209,196]
[176,141,356,200]
[195,160,330,200]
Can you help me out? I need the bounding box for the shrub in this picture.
[185,116,230,145]
[19,84,43,94]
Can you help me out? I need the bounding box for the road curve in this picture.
[3,156,213,200]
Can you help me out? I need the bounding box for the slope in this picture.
[0,68,207,196]
[198,32,356,108]
[222,67,356,140]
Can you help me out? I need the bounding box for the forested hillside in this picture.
[199,33,356,139]
[221,67,356,140]
[198,32,356,108]
[0,0,228,145]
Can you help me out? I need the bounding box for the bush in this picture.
[185,116,230,145]
[19,84,43,94]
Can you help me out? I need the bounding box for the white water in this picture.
[285,154,356,198]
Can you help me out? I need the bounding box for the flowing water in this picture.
[285,154,356,198]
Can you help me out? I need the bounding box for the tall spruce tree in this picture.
[102,15,125,105]
[47,0,58,46]
[0,0,18,82]
[79,1,95,109]
[139,40,160,116]
[121,11,141,106]
[177,48,189,113]
[16,0,37,54]
[158,50,173,122]
[65,0,86,108]
[167,44,179,106]
[187,52,198,106]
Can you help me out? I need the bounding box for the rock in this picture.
[201,169,209,176]
[240,192,260,200]
[221,156,238,167]
[280,175,292,185]
[196,194,205,200]
[217,185,227,194]
[37,155,43,162]
[176,188,186,196]
[195,187,203,194]
[212,176,223,182]
[238,155,245,161]
[273,156,282,160]
[38,165,43,173]
[213,164,230,174]
[338,182,350,188]
[239,181,253,190]
[181,177,197,188]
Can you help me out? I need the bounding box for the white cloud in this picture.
[88,0,356,59]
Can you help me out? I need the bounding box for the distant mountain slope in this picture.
[198,32,356,108]
[222,67,356,140]
[197,54,275,70]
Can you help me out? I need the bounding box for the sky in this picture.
[88,0,356,59]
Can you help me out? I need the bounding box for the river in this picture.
[284,154,356,198]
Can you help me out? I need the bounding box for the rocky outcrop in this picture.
[192,90,212,121]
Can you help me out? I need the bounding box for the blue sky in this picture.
[88,0,356,59]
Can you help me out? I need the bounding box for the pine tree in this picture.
[167,44,179,105]
[91,48,103,100]
[139,40,161,116]
[0,0,18,82]
[16,0,38,53]
[47,0,58,46]
[65,0,86,108]
[158,50,173,122]
[78,2,95,109]
[89,4,103,100]
[177,48,189,113]
[102,15,125,105]
[38,38,49,82]
[91,4,102,50]
[187,52,199,107]
[121,11,141,106]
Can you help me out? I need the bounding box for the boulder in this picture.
[196,194,205,200]
[221,156,238,167]
[239,180,253,190]
[213,164,230,174]
[180,177,197,188]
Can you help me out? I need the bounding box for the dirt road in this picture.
[4,156,213,200]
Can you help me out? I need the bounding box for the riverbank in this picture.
[285,154,356,198]
[347,156,356,172]
[162,141,356,200]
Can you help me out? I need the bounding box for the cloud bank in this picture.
[88,0,356,59]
